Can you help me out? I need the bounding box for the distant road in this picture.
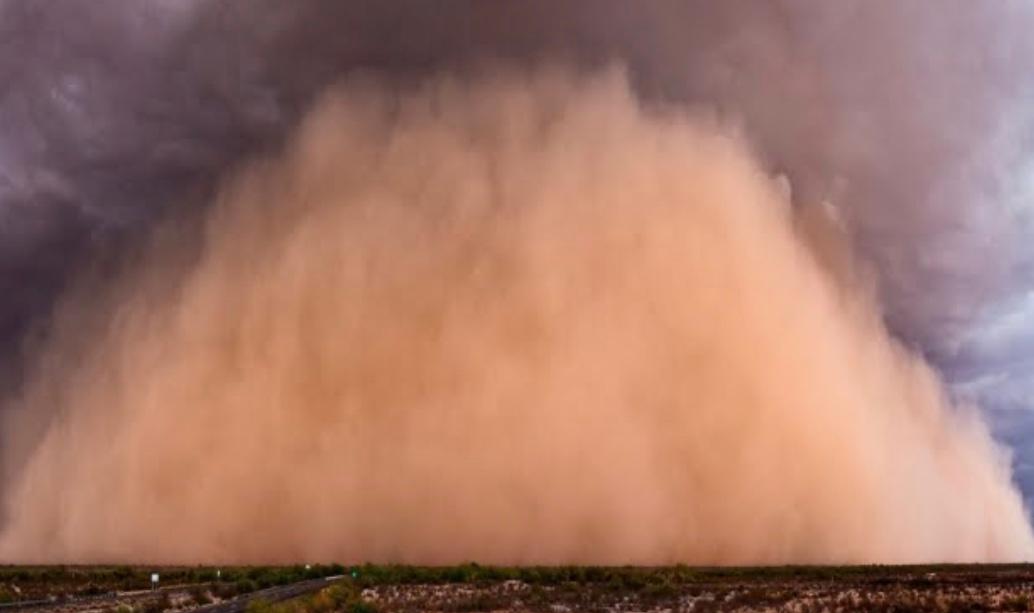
[0,576,342,612]
[196,576,343,613]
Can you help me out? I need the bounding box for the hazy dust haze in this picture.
[0,68,1030,564]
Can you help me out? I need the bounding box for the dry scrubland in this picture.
[6,565,1034,612]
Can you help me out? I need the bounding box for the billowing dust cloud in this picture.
[0,68,1031,564]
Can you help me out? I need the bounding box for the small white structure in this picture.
[151,573,160,591]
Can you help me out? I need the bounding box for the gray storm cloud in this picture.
[0,69,1030,564]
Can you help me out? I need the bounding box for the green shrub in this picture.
[246,598,272,613]
[346,600,378,613]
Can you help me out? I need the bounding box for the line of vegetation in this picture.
[0,564,345,602]
[332,562,1034,587]
[4,562,1034,604]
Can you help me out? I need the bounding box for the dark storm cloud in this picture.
[0,0,280,374]
[3,0,1034,495]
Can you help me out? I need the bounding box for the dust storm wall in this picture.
[0,69,1029,564]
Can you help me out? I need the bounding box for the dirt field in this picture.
[352,566,1034,612]
[359,571,1034,612]
[6,564,1034,612]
